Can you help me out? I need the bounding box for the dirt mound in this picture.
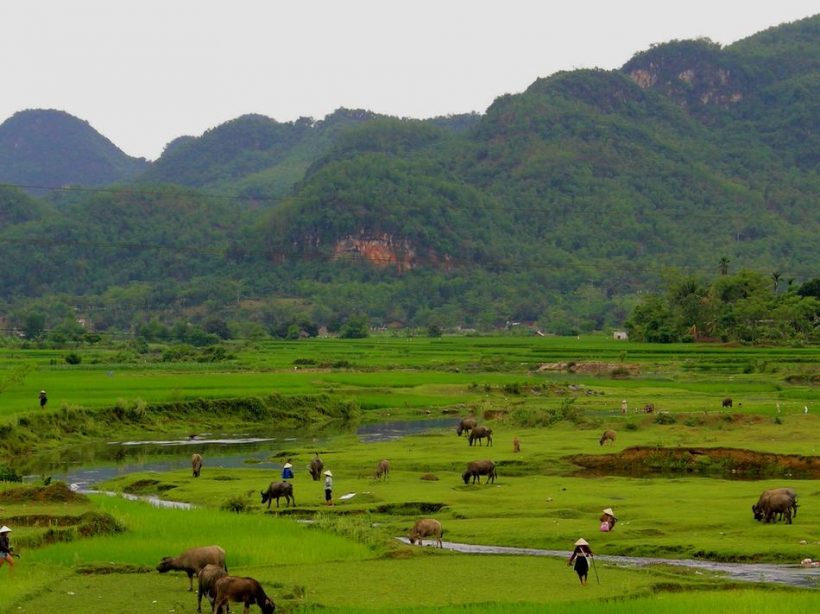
[537,362,640,376]
[568,446,820,478]
[0,481,87,503]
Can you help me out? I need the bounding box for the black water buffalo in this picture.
[261,481,295,509]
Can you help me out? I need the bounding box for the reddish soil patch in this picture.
[567,446,820,478]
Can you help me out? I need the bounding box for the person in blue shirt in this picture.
[282,460,294,480]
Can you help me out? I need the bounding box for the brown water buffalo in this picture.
[468,425,493,447]
[197,564,228,613]
[462,459,496,484]
[408,518,443,548]
[456,417,477,436]
[375,459,390,480]
[599,430,616,446]
[212,575,275,614]
[156,545,227,592]
[643,403,655,414]
[308,453,323,481]
[192,453,203,477]
[260,481,295,509]
[513,436,520,453]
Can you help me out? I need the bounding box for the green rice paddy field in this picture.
[0,335,818,612]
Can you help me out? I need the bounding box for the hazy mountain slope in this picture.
[0,109,148,189]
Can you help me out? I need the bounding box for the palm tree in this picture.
[718,257,730,276]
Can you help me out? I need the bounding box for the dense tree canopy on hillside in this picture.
[0,16,817,341]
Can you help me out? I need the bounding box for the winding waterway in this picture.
[396,538,820,589]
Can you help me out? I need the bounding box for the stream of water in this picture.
[397,538,820,589]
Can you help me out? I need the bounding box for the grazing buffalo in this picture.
[212,575,275,614]
[456,417,477,437]
[308,453,323,481]
[156,545,227,592]
[375,459,390,480]
[462,459,497,484]
[753,488,797,523]
[468,426,493,447]
[197,564,228,613]
[192,453,203,478]
[261,481,295,509]
[599,430,616,446]
[643,403,655,414]
[408,518,443,548]
[722,397,733,408]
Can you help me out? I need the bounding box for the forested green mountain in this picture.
[0,110,148,189]
[0,16,817,341]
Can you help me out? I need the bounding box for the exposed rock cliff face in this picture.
[331,233,455,272]
[333,234,418,271]
[622,40,747,112]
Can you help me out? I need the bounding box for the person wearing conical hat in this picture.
[568,538,592,585]
[281,459,294,480]
[600,508,617,532]
[323,470,333,506]
[0,526,14,571]
[38,390,48,409]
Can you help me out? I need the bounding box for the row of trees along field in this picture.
[626,271,820,343]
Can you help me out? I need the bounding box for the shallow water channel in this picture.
[397,539,820,589]
[30,417,456,491]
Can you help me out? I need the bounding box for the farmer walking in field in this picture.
[567,538,593,585]
[38,390,47,409]
[0,526,15,573]
[323,470,334,506]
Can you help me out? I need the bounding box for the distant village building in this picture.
[613,330,628,341]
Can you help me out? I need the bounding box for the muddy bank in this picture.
[396,539,820,589]
[567,446,820,479]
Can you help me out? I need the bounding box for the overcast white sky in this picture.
[1,1,816,160]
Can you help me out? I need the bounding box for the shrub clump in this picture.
[654,412,677,425]
[221,495,251,513]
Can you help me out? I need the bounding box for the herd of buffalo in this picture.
[163,408,799,612]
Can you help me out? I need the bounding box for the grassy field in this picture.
[0,335,817,612]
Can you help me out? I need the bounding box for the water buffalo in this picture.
[197,564,228,613]
[212,575,275,614]
[722,397,733,408]
[757,492,795,524]
[260,481,295,509]
[462,459,496,484]
[753,488,797,522]
[468,425,493,447]
[599,430,616,446]
[192,453,203,478]
[408,518,443,548]
[643,403,655,414]
[456,417,477,436]
[308,453,323,481]
[156,545,227,592]
[375,459,390,480]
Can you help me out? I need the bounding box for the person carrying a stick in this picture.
[567,537,593,585]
